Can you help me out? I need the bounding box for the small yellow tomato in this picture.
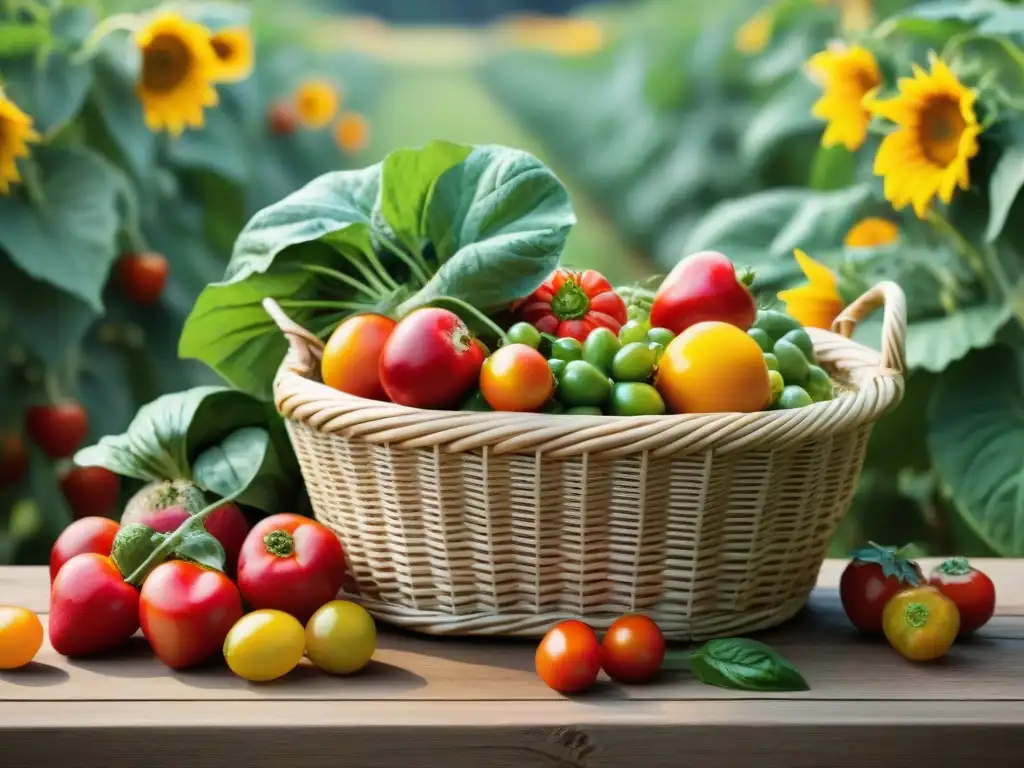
[883,586,960,662]
[305,600,377,675]
[0,606,43,669]
[655,321,771,414]
[223,609,306,682]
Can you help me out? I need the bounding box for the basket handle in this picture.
[262,298,325,376]
[831,281,907,375]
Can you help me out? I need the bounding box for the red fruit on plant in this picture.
[513,269,628,342]
[26,402,88,459]
[928,556,996,636]
[268,102,298,135]
[0,434,28,486]
[140,560,244,670]
[60,466,120,519]
[237,513,347,624]
[649,251,757,335]
[49,553,140,657]
[600,614,666,684]
[49,516,120,582]
[840,542,923,634]
[535,619,602,694]
[378,308,485,409]
[117,252,169,306]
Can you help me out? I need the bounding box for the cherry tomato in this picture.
[883,585,959,662]
[0,434,28,486]
[0,606,44,669]
[321,314,397,400]
[49,516,120,582]
[506,322,542,349]
[305,600,377,675]
[480,344,554,412]
[224,609,306,682]
[839,542,923,634]
[117,252,169,306]
[26,401,88,459]
[535,619,601,694]
[379,308,485,409]
[928,557,996,636]
[268,102,298,135]
[649,251,757,334]
[60,465,120,519]
[49,553,140,657]
[600,614,666,683]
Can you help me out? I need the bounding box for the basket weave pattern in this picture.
[267,282,907,640]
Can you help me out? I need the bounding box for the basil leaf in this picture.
[111,523,168,578]
[689,638,809,692]
[173,525,226,573]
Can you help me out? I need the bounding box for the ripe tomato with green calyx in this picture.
[49,516,120,582]
[117,252,169,306]
[883,585,959,662]
[60,465,120,519]
[840,542,923,634]
[49,553,140,657]
[601,614,666,683]
[535,619,601,694]
[480,344,554,412]
[513,269,628,342]
[0,434,28,486]
[928,556,996,636]
[26,401,88,459]
[321,313,397,400]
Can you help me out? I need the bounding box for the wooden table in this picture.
[3,560,1024,767]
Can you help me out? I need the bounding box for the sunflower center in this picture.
[919,96,966,167]
[142,33,192,93]
[211,38,232,62]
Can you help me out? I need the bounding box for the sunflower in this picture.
[867,53,981,218]
[844,217,899,248]
[293,80,339,129]
[136,13,219,136]
[0,91,40,195]
[777,250,845,330]
[209,27,253,83]
[808,44,881,151]
[735,9,773,55]
[334,112,370,154]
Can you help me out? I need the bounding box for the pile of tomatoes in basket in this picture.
[319,251,834,416]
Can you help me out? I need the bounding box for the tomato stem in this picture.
[904,602,929,628]
[551,279,590,320]
[263,530,295,558]
[937,556,971,576]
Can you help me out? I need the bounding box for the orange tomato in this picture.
[600,614,666,683]
[0,606,43,669]
[480,344,554,412]
[535,620,601,693]
[321,314,397,400]
[655,321,771,413]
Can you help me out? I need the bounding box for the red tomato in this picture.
[600,614,666,684]
[379,308,485,409]
[237,513,347,624]
[268,102,298,135]
[60,466,120,519]
[928,557,996,636]
[49,553,140,657]
[513,269,628,342]
[49,516,120,582]
[0,434,28,486]
[117,252,169,306]
[26,401,88,459]
[535,620,602,694]
[480,344,554,411]
[840,543,923,633]
[649,251,757,335]
[321,314,397,400]
[139,560,244,669]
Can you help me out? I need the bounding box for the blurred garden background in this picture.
[4,0,1024,563]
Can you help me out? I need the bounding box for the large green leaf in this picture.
[739,78,820,169]
[193,426,294,513]
[0,147,124,311]
[928,344,1024,556]
[165,106,249,184]
[986,143,1024,243]
[91,42,155,181]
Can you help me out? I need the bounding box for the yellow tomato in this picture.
[305,600,377,675]
[0,606,43,669]
[655,321,771,414]
[883,586,960,662]
[223,609,306,682]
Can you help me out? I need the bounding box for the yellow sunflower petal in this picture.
[844,217,899,248]
[0,93,40,194]
[793,249,839,292]
[806,44,881,151]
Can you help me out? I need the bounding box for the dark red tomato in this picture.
[0,433,28,486]
[268,102,298,135]
[840,543,923,634]
[600,614,666,684]
[49,516,120,582]
[649,251,757,335]
[535,619,602,694]
[379,308,485,409]
[928,557,996,636]
[60,466,120,519]
[26,402,88,459]
[117,252,169,306]
[49,553,140,657]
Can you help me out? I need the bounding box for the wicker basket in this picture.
[263,281,906,641]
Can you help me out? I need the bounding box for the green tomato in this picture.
[582,328,621,373]
[611,342,657,382]
[547,358,567,379]
[558,360,613,407]
[551,337,583,362]
[610,382,666,416]
[780,328,815,362]
[647,327,675,347]
[747,327,773,353]
[768,370,785,404]
[763,352,779,371]
[805,365,835,402]
[506,322,542,349]
[777,385,814,409]
[565,406,604,416]
[618,319,651,345]
[649,341,666,363]
[773,338,809,384]
[752,309,802,342]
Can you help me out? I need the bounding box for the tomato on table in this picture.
[839,542,923,633]
[480,344,554,412]
[883,585,960,661]
[928,556,996,635]
[49,553,140,657]
[321,313,397,400]
[305,600,377,675]
[600,614,666,683]
[0,606,43,669]
[224,609,306,682]
[535,619,602,693]
[49,516,121,582]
